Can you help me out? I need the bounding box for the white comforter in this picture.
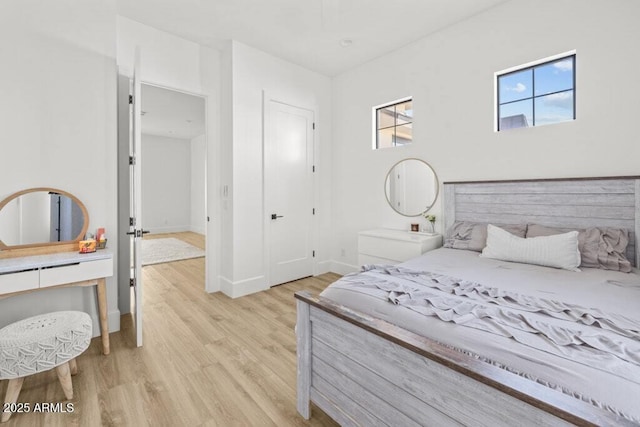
[321,248,640,422]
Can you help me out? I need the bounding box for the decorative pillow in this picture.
[527,224,632,273]
[444,221,527,252]
[481,224,581,271]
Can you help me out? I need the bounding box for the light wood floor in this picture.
[0,232,340,426]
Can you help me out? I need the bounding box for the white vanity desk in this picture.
[0,250,113,355]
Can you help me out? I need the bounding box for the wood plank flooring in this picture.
[0,232,340,426]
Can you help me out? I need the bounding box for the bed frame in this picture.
[296,176,640,427]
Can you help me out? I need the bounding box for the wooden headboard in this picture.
[443,176,640,268]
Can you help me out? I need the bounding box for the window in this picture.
[497,54,575,131]
[374,98,413,148]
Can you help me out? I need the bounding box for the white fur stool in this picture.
[0,311,92,423]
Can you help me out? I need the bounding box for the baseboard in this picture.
[90,308,121,338]
[189,225,205,235]
[219,275,268,298]
[147,225,191,234]
[314,260,332,275]
[330,260,359,276]
[219,276,233,296]
[205,274,220,293]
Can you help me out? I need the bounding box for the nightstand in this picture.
[358,229,442,266]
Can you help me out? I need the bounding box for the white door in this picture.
[129,49,144,347]
[265,100,314,285]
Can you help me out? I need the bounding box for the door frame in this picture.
[262,91,318,286]
[119,77,217,295]
[141,80,214,292]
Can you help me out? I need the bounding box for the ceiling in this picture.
[117,0,509,76]
[141,84,205,140]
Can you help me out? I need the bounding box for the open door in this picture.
[129,48,145,347]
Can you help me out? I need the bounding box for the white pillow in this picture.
[481,224,581,271]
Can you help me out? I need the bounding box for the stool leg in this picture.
[55,362,74,400]
[69,358,78,376]
[1,377,25,423]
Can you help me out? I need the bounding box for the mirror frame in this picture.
[384,158,439,217]
[0,187,89,251]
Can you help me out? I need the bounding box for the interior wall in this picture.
[220,40,332,297]
[190,134,206,235]
[0,0,119,336]
[142,134,191,233]
[116,16,221,294]
[219,42,234,291]
[330,0,640,273]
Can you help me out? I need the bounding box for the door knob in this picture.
[126,229,151,237]
[271,214,284,220]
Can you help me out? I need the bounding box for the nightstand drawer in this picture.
[0,270,39,294]
[40,258,113,288]
[357,229,442,267]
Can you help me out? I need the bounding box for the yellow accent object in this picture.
[79,240,96,253]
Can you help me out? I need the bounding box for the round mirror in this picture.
[0,188,89,249]
[384,158,439,217]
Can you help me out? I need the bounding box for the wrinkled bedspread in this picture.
[327,261,640,422]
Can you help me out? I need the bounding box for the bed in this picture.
[295,176,640,427]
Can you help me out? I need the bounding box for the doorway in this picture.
[117,79,209,323]
[264,99,315,286]
[139,84,207,272]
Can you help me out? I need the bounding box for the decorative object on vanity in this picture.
[0,188,89,258]
[79,228,108,253]
[79,239,97,254]
[358,228,442,266]
[0,311,92,422]
[410,223,419,232]
[95,227,107,250]
[79,232,96,254]
[384,158,438,217]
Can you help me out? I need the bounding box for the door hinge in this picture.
[129,217,136,227]
[312,122,315,130]
[312,165,315,172]
[312,250,315,258]
[129,155,136,165]
[207,216,210,222]
[130,278,136,287]
[312,208,315,215]
[129,95,134,105]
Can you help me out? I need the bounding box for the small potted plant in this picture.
[422,213,436,234]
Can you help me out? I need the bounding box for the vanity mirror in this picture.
[384,158,438,217]
[0,188,88,251]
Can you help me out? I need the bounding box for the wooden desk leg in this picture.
[97,278,110,355]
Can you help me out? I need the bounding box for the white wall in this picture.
[142,134,191,233]
[220,41,332,297]
[190,134,206,235]
[330,0,640,273]
[0,0,120,336]
[117,16,221,294]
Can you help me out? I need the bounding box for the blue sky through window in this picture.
[498,56,574,129]
[499,69,532,103]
